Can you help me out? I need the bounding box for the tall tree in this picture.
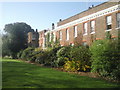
[2,22,34,58]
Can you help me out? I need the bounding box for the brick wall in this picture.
[56,11,119,46]
[38,1,120,48]
[28,31,39,47]
[57,2,118,26]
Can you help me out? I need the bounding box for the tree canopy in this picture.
[2,22,34,58]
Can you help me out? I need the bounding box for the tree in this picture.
[2,34,10,57]
[2,22,34,58]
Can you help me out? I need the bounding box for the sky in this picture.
[0,1,108,32]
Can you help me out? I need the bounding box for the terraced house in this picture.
[29,0,120,48]
[53,1,120,47]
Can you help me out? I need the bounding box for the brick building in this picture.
[39,0,120,48]
[28,30,39,47]
[39,29,48,48]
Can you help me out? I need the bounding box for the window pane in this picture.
[53,32,56,42]
[59,31,62,40]
[66,29,69,40]
[106,16,112,25]
[106,16,112,30]
[117,13,120,28]
[83,23,87,34]
[74,26,77,37]
[91,21,95,27]
[117,13,120,20]
[107,25,112,30]
[90,20,95,32]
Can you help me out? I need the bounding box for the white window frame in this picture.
[66,28,69,41]
[90,20,95,34]
[53,32,56,42]
[106,15,112,30]
[59,31,62,40]
[74,25,77,38]
[116,13,120,28]
[49,33,51,42]
[83,23,87,35]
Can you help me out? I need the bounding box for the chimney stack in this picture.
[89,5,94,9]
[92,5,94,8]
[36,29,38,32]
[52,23,55,30]
[59,19,62,22]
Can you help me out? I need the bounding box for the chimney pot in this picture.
[52,23,55,30]
[59,19,62,22]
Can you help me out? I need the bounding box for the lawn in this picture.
[2,58,120,88]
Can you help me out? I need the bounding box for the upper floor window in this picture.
[66,28,69,40]
[51,33,54,41]
[116,13,120,28]
[53,32,56,42]
[59,31,62,40]
[83,23,87,35]
[106,15,112,30]
[74,25,77,38]
[49,33,51,42]
[90,20,95,33]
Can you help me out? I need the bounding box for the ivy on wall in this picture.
[45,32,60,48]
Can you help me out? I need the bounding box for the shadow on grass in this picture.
[2,58,120,88]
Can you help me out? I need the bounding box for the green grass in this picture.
[2,58,120,88]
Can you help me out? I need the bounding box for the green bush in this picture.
[64,60,90,72]
[57,46,91,71]
[45,47,61,67]
[90,39,120,81]
[69,46,91,72]
[36,47,61,67]
[20,47,43,62]
[29,48,44,62]
[56,46,71,67]
[17,50,23,59]
[34,51,47,64]
[64,60,81,72]
[21,47,34,61]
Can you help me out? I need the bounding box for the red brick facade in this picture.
[28,30,39,47]
[37,1,120,48]
[39,30,48,48]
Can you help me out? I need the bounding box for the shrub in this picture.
[56,46,71,67]
[35,51,48,64]
[70,46,91,71]
[21,47,34,61]
[29,48,44,62]
[64,60,91,72]
[63,60,81,72]
[45,47,61,67]
[34,47,42,52]
[57,46,91,71]
[90,39,120,81]
[17,50,23,59]
[64,46,91,72]
[36,47,61,67]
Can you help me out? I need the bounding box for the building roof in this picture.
[57,0,118,26]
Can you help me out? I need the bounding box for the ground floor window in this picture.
[116,13,120,28]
